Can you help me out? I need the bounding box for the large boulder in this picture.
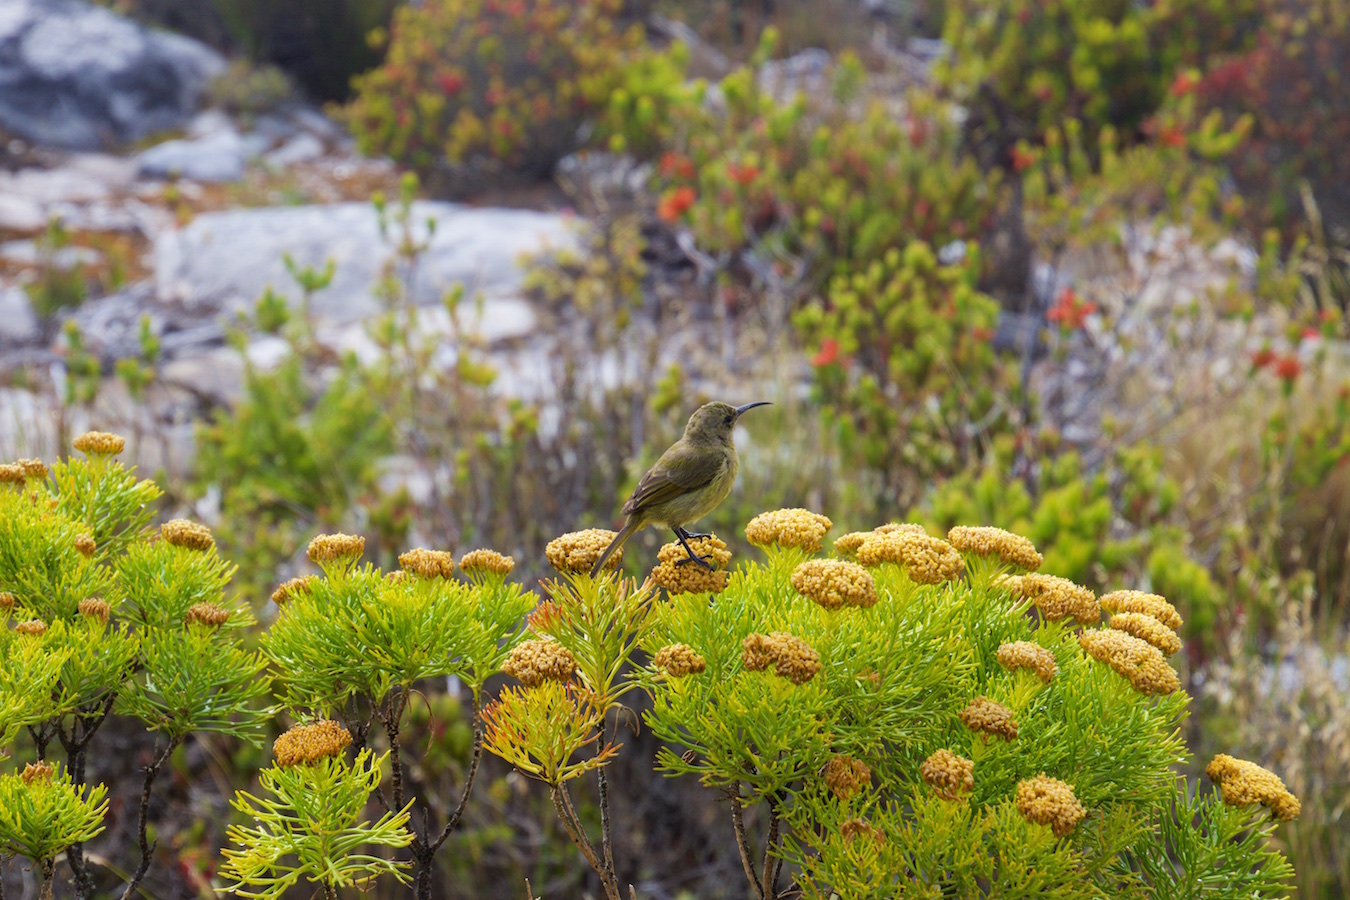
[0,0,225,150]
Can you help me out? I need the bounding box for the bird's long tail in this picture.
[591,519,638,578]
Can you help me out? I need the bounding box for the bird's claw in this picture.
[683,531,712,540]
[675,554,716,571]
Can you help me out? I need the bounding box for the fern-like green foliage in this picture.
[221,749,413,900]
[0,633,68,747]
[0,763,108,866]
[638,522,1293,898]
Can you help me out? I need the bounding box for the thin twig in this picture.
[429,695,485,853]
[762,802,783,900]
[551,783,603,874]
[729,788,765,900]
[118,737,180,900]
[597,724,616,885]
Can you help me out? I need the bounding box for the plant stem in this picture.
[762,803,783,900]
[413,697,486,900]
[119,737,180,900]
[597,723,616,888]
[39,858,55,900]
[61,695,117,900]
[729,788,765,900]
[551,782,622,899]
[323,881,337,900]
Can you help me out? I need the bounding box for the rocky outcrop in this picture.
[0,0,225,150]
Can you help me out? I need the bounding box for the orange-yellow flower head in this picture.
[822,754,871,801]
[398,548,456,579]
[1109,612,1182,656]
[307,533,365,565]
[1016,774,1087,837]
[1206,754,1301,821]
[0,591,15,612]
[995,641,1058,683]
[0,464,25,485]
[74,533,96,557]
[921,749,975,801]
[161,519,215,551]
[653,643,706,677]
[273,720,352,767]
[459,549,515,577]
[791,559,878,610]
[745,508,833,554]
[1078,628,1181,695]
[1099,590,1183,630]
[546,529,622,574]
[958,696,1018,743]
[186,602,230,629]
[1011,573,1100,623]
[21,761,55,784]
[856,531,964,584]
[78,596,111,623]
[73,431,126,457]
[271,576,317,607]
[15,619,47,637]
[502,639,578,688]
[834,523,926,557]
[16,458,47,480]
[947,526,1043,571]
[651,536,731,595]
[742,631,821,685]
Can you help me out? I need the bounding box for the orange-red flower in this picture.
[657,186,697,222]
[811,338,840,367]
[1047,287,1097,330]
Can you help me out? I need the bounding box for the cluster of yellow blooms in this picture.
[0,463,25,485]
[14,619,46,637]
[74,533,96,557]
[20,761,55,784]
[822,753,872,801]
[653,643,706,676]
[995,641,1058,683]
[1078,628,1181,695]
[1108,611,1182,656]
[307,533,365,565]
[920,749,975,801]
[72,431,126,456]
[398,548,456,579]
[651,536,731,595]
[840,817,885,845]
[958,696,1019,743]
[1004,573,1101,623]
[742,631,822,685]
[546,529,622,573]
[459,549,516,576]
[0,591,13,611]
[1206,754,1301,821]
[273,720,353,767]
[745,508,834,553]
[16,458,46,479]
[186,602,230,629]
[790,559,878,610]
[502,638,578,688]
[1015,774,1086,837]
[271,576,317,607]
[1099,590,1183,630]
[78,596,111,623]
[856,530,965,584]
[160,519,215,552]
[946,526,1044,571]
[832,522,927,557]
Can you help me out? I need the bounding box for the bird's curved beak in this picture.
[734,401,772,418]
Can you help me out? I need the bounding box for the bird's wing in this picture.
[622,442,723,517]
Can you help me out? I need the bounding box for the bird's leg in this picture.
[672,528,715,570]
[677,525,715,541]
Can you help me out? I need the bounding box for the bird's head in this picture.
[684,401,771,443]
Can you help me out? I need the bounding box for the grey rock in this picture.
[161,345,245,406]
[154,202,576,333]
[0,0,225,150]
[136,129,247,182]
[0,193,45,231]
[758,49,833,101]
[0,286,40,343]
[264,132,324,168]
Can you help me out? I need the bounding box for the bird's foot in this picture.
[682,531,713,540]
[675,554,716,571]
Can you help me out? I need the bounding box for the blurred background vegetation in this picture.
[16,0,1350,896]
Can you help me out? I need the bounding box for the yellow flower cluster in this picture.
[399,548,456,579]
[958,696,1018,743]
[651,536,731,594]
[21,761,55,784]
[271,576,317,606]
[78,597,110,623]
[995,641,1058,683]
[15,619,46,637]
[16,458,47,480]
[790,559,878,610]
[920,749,975,801]
[73,431,126,456]
[502,639,578,688]
[161,518,215,551]
[833,523,927,557]
[186,602,230,628]
[840,817,885,845]
[459,549,515,576]
[822,754,872,801]
[1099,590,1183,630]
[742,632,822,685]
[307,533,365,564]
[1015,774,1087,837]
[273,720,352,767]
[0,464,25,485]
[856,531,965,584]
[1008,574,1100,623]
[1078,629,1180,695]
[1109,612,1181,656]
[74,533,96,557]
[546,529,621,574]
[947,526,1043,571]
[745,508,834,553]
[1206,755,1301,821]
[0,591,15,611]
[653,643,706,677]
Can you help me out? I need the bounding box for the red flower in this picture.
[1302,326,1320,341]
[1169,72,1197,97]
[1158,126,1187,148]
[1274,355,1302,382]
[1251,347,1276,369]
[659,152,695,180]
[657,186,697,222]
[1010,145,1036,172]
[437,72,464,95]
[973,326,995,342]
[1047,287,1097,330]
[728,163,760,186]
[811,338,840,367]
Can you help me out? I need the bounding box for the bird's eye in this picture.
[724,415,734,425]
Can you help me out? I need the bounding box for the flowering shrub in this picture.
[342,0,646,178]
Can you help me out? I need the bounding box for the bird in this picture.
[590,400,771,577]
